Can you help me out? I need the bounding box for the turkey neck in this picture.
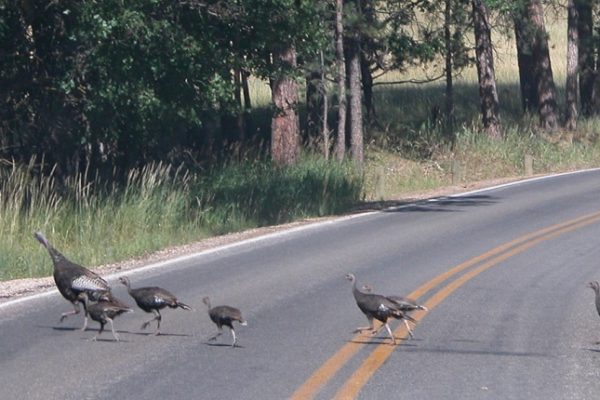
[351,277,366,302]
[121,278,133,293]
[48,247,67,267]
[35,234,65,266]
[203,297,212,310]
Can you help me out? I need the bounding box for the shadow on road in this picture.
[347,337,421,347]
[128,331,192,337]
[79,337,133,343]
[203,342,245,348]
[354,195,499,214]
[401,346,549,358]
[38,324,191,338]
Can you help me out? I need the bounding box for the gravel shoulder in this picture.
[0,176,527,303]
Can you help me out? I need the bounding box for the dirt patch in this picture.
[0,175,529,304]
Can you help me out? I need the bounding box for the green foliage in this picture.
[0,0,329,171]
[77,1,226,162]
[376,0,473,72]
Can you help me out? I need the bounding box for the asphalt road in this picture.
[2,170,600,400]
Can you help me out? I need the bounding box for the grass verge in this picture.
[0,156,362,281]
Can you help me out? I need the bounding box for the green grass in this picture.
[0,156,362,280]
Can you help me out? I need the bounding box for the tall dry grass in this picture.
[0,156,362,280]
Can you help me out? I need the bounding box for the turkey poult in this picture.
[203,297,247,347]
[119,276,192,335]
[78,292,133,341]
[34,231,111,331]
[361,283,427,339]
[346,273,416,345]
[588,281,600,317]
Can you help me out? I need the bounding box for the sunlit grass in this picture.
[358,5,600,199]
[247,77,272,107]
[363,118,600,200]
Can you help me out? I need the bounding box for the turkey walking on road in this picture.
[362,283,427,339]
[79,292,133,341]
[119,276,192,335]
[346,273,416,345]
[34,231,111,331]
[203,297,247,347]
[588,281,600,317]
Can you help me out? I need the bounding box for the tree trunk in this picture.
[565,0,579,130]
[359,0,376,125]
[576,0,595,116]
[595,51,600,114]
[444,0,455,142]
[234,68,245,141]
[528,0,559,132]
[514,4,538,112]
[271,45,300,166]
[472,0,501,139]
[306,68,323,143]
[360,51,375,124]
[347,34,364,167]
[241,68,251,110]
[334,0,347,162]
[320,51,330,159]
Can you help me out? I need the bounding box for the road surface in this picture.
[1,169,600,399]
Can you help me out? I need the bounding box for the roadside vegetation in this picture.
[4,114,599,281]
[0,156,362,280]
[2,3,600,281]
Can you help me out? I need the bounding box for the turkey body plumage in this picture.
[119,276,192,335]
[34,231,110,331]
[79,292,133,341]
[362,283,427,339]
[588,281,600,317]
[346,273,416,345]
[203,297,247,347]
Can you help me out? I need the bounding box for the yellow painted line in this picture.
[290,210,600,400]
[333,212,600,399]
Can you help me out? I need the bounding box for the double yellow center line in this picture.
[291,209,600,400]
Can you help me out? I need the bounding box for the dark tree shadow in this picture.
[81,337,132,343]
[204,342,245,349]
[354,194,499,213]
[129,331,192,337]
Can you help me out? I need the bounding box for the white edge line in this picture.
[2,168,599,310]
[0,212,377,310]
[448,167,600,198]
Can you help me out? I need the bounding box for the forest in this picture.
[1,0,599,280]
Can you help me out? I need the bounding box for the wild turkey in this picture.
[345,273,416,345]
[588,281,600,317]
[119,276,192,335]
[34,231,110,331]
[78,292,133,341]
[203,297,247,347]
[361,283,427,339]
